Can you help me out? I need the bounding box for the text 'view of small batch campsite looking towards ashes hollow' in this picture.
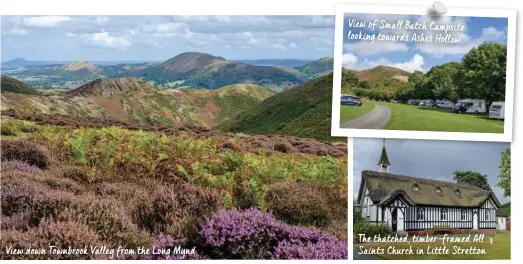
[0,15,349,260]
[353,138,511,260]
[337,12,514,135]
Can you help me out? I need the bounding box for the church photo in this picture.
[353,138,511,260]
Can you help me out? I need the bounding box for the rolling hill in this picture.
[221,74,335,141]
[354,66,410,84]
[0,76,40,95]
[1,77,275,127]
[132,52,305,90]
[59,61,100,72]
[296,57,334,79]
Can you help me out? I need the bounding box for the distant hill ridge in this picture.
[353,65,410,84]
[59,61,100,72]
[66,77,154,97]
[0,76,40,95]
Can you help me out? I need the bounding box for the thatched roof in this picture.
[360,170,501,208]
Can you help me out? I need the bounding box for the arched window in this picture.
[412,184,419,191]
[461,209,467,221]
[485,210,490,221]
[435,187,442,193]
[455,189,461,197]
[440,208,447,221]
[416,208,425,221]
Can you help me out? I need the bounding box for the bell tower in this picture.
[377,139,391,173]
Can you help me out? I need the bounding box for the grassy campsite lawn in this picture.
[355,233,510,260]
[379,102,504,133]
[340,102,376,123]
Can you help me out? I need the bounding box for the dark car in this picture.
[341,95,362,106]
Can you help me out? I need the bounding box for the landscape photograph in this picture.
[337,13,513,134]
[0,15,348,260]
[353,138,511,260]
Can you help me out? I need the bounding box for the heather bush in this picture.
[61,166,90,183]
[136,183,224,238]
[1,160,43,174]
[1,219,108,260]
[274,141,293,153]
[144,233,207,260]
[1,210,30,231]
[1,140,53,169]
[267,182,347,227]
[197,208,348,259]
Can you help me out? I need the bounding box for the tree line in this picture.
[342,42,507,108]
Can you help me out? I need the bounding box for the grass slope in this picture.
[355,233,510,260]
[222,74,335,141]
[356,66,410,84]
[1,76,40,95]
[380,102,504,133]
[340,102,376,123]
[296,57,334,79]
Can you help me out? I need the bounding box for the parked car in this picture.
[453,99,486,114]
[436,100,455,109]
[419,99,434,107]
[341,94,362,106]
[408,99,421,105]
[489,102,505,120]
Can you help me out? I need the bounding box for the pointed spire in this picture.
[377,139,391,172]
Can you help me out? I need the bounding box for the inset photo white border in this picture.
[331,4,516,142]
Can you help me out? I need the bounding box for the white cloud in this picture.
[344,41,408,56]
[83,31,131,49]
[288,42,299,49]
[342,52,425,72]
[342,53,358,68]
[22,16,71,27]
[3,28,28,36]
[143,22,187,34]
[95,16,110,25]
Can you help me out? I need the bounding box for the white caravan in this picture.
[489,102,505,120]
[453,99,487,114]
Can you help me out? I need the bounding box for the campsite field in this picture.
[381,102,504,133]
[339,101,504,133]
[354,233,510,260]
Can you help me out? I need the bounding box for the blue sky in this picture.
[1,16,334,61]
[342,14,508,72]
[353,138,511,204]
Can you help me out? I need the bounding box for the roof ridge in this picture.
[362,170,483,191]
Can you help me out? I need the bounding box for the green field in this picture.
[355,233,510,260]
[340,102,375,123]
[380,102,504,133]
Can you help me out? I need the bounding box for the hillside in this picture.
[296,57,334,79]
[222,74,334,141]
[133,52,304,90]
[0,76,40,95]
[1,77,274,127]
[59,61,100,72]
[355,66,410,84]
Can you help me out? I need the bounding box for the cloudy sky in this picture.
[342,14,508,72]
[353,138,511,204]
[1,15,334,61]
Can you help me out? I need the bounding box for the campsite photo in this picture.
[0,15,349,260]
[352,138,511,260]
[332,7,516,141]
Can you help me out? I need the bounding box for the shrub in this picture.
[144,233,207,260]
[1,160,43,174]
[1,125,16,136]
[266,182,346,227]
[1,211,30,231]
[1,140,53,169]
[353,222,392,243]
[197,208,348,259]
[274,141,293,153]
[61,166,90,183]
[0,219,108,260]
[136,183,224,238]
